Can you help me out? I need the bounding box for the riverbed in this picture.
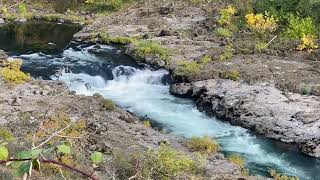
[1,21,319,179]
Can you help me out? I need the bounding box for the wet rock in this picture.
[171,79,320,157]
[169,83,193,97]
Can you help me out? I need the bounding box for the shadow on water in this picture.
[1,21,320,180]
[0,21,82,54]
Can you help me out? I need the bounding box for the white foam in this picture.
[58,65,309,179]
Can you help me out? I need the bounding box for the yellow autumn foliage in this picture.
[245,13,277,34]
[297,34,318,52]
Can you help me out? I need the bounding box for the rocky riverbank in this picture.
[72,0,320,158]
[0,49,265,179]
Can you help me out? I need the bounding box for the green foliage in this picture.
[133,41,170,63]
[218,5,236,27]
[142,144,196,179]
[143,120,151,128]
[175,60,202,76]
[285,15,317,39]
[100,33,135,45]
[299,83,312,95]
[90,151,104,164]
[85,0,134,12]
[187,136,219,154]
[254,0,320,23]
[57,144,71,155]
[219,46,234,61]
[228,154,249,176]
[102,99,116,111]
[216,27,232,38]
[255,42,268,52]
[0,59,31,84]
[221,69,240,81]
[18,3,28,15]
[0,146,9,160]
[269,169,299,180]
[0,128,15,142]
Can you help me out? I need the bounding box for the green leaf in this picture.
[90,151,103,164]
[0,145,9,160]
[16,161,32,177]
[57,144,71,155]
[16,149,42,159]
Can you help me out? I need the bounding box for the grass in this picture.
[220,69,240,81]
[101,99,116,111]
[132,41,170,63]
[187,136,219,154]
[0,59,31,84]
[100,33,136,45]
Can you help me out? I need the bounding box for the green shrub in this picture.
[18,3,28,15]
[85,0,125,11]
[143,120,151,128]
[187,136,219,154]
[100,33,135,45]
[175,60,202,76]
[218,5,236,27]
[216,27,232,38]
[285,15,317,39]
[200,55,212,65]
[0,128,15,142]
[228,154,249,176]
[221,69,240,81]
[101,99,116,111]
[142,144,196,179]
[255,42,268,52]
[0,59,31,84]
[219,46,234,61]
[254,0,320,23]
[132,41,170,63]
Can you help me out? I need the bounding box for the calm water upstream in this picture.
[1,21,320,179]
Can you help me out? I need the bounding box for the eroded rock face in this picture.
[170,80,320,157]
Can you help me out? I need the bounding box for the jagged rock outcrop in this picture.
[170,80,320,157]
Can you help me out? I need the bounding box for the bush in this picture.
[297,35,318,52]
[216,27,232,38]
[132,41,170,63]
[219,46,234,61]
[0,59,31,84]
[218,5,236,27]
[100,33,135,45]
[101,99,116,111]
[228,154,249,176]
[255,42,268,52]
[187,136,219,154]
[143,120,151,128]
[245,12,278,34]
[18,3,28,15]
[85,0,125,11]
[285,15,317,39]
[220,69,240,81]
[254,0,320,23]
[142,144,196,179]
[175,60,202,76]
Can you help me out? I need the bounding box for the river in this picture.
[1,21,319,179]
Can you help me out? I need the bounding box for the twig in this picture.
[33,123,73,149]
[0,158,98,180]
[267,35,278,46]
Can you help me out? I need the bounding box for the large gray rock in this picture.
[0,18,4,24]
[170,79,320,157]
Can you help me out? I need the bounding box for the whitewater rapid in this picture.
[18,45,319,179]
